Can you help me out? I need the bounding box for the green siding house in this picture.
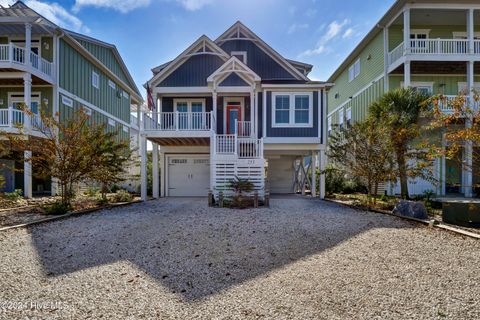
[327,0,480,198]
[0,1,142,197]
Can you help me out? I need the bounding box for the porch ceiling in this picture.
[391,61,480,74]
[0,74,50,85]
[148,137,210,147]
[391,8,480,26]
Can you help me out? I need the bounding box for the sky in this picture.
[1,0,396,95]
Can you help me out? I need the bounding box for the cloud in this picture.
[299,19,350,57]
[342,27,354,39]
[304,8,317,17]
[0,0,15,6]
[174,0,214,11]
[73,0,151,13]
[287,23,308,35]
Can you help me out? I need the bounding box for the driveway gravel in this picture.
[0,197,479,319]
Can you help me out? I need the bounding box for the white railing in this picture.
[0,108,45,131]
[236,120,252,137]
[0,43,53,78]
[388,42,404,66]
[215,134,236,154]
[409,39,469,55]
[238,137,263,159]
[436,95,480,114]
[143,111,213,131]
[475,40,480,54]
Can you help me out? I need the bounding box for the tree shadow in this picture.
[29,197,415,301]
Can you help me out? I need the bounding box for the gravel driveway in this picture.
[1,197,479,319]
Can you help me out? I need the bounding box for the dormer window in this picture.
[231,51,247,64]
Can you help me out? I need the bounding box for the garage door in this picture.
[268,156,295,194]
[168,156,210,196]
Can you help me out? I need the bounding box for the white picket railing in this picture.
[215,134,236,154]
[236,120,252,137]
[438,95,480,113]
[0,43,54,78]
[0,109,8,126]
[0,108,45,131]
[237,137,263,159]
[389,39,477,66]
[143,111,213,131]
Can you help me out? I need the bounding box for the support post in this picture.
[464,61,474,198]
[319,149,326,199]
[404,60,411,88]
[25,23,31,66]
[311,151,317,197]
[403,8,410,54]
[160,151,165,197]
[140,136,148,201]
[250,89,255,138]
[152,142,159,199]
[23,73,31,129]
[467,9,475,54]
[24,150,32,198]
[383,27,390,91]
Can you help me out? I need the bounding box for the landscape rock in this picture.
[392,200,428,220]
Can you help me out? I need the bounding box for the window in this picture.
[348,59,360,82]
[410,30,429,50]
[92,71,99,89]
[294,95,309,124]
[108,79,116,89]
[327,116,332,136]
[272,93,313,127]
[274,95,290,124]
[338,109,344,129]
[402,82,433,95]
[122,90,129,99]
[231,51,247,64]
[346,107,352,127]
[61,95,73,108]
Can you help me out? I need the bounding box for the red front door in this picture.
[226,105,242,134]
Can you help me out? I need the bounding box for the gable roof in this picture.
[215,21,310,81]
[1,1,142,103]
[147,35,230,87]
[207,56,261,87]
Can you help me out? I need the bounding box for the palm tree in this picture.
[369,87,429,199]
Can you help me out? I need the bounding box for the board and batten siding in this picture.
[75,38,133,87]
[59,39,131,123]
[157,55,224,87]
[59,96,130,142]
[219,73,249,86]
[328,31,385,114]
[265,90,319,138]
[220,39,299,81]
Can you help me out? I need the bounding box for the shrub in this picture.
[84,187,99,197]
[112,190,133,203]
[3,189,23,202]
[324,166,346,195]
[44,202,72,215]
[95,196,110,206]
[110,184,121,193]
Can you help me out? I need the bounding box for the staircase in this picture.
[210,121,265,198]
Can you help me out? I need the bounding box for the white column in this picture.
[467,9,475,54]
[464,61,474,198]
[404,60,411,87]
[212,91,217,133]
[152,142,159,199]
[25,23,31,66]
[319,149,326,199]
[23,73,32,128]
[160,150,165,197]
[250,89,255,137]
[24,150,32,198]
[383,27,390,91]
[140,135,148,201]
[262,90,267,138]
[403,8,410,54]
[311,151,317,197]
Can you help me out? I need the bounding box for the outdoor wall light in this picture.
[43,42,49,50]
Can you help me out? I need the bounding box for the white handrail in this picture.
[215,134,236,154]
[143,111,212,131]
[237,120,252,137]
[388,42,404,66]
[0,109,8,126]
[0,45,9,61]
[0,43,53,78]
[475,40,480,54]
[237,137,262,158]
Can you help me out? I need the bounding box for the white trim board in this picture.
[58,88,130,127]
[271,92,313,128]
[223,96,245,134]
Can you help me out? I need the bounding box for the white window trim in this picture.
[173,98,206,113]
[231,51,247,64]
[108,79,116,89]
[92,71,99,89]
[409,29,431,38]
[61,95,73,108]
[348,59,361,82]
[453,32,480,39]
[122,90,129,99]
[223,97,245,133]
[327,115,332,135]
[272,92,313,128]
[8,92,41,111]
[108,118,116,126]
[346,107,352,125]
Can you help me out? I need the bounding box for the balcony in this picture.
[143,111,214,139]
[0,108,46,133]
[437,95,480,115]
[388,39,480,69]
[0,43,54,81]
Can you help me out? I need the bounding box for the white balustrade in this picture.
[0,43,53,78]
[143,111,212,131]
[475,40,480,54]
[236,120,252,137]
[237,137,263,159]
[388,42,404,66]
